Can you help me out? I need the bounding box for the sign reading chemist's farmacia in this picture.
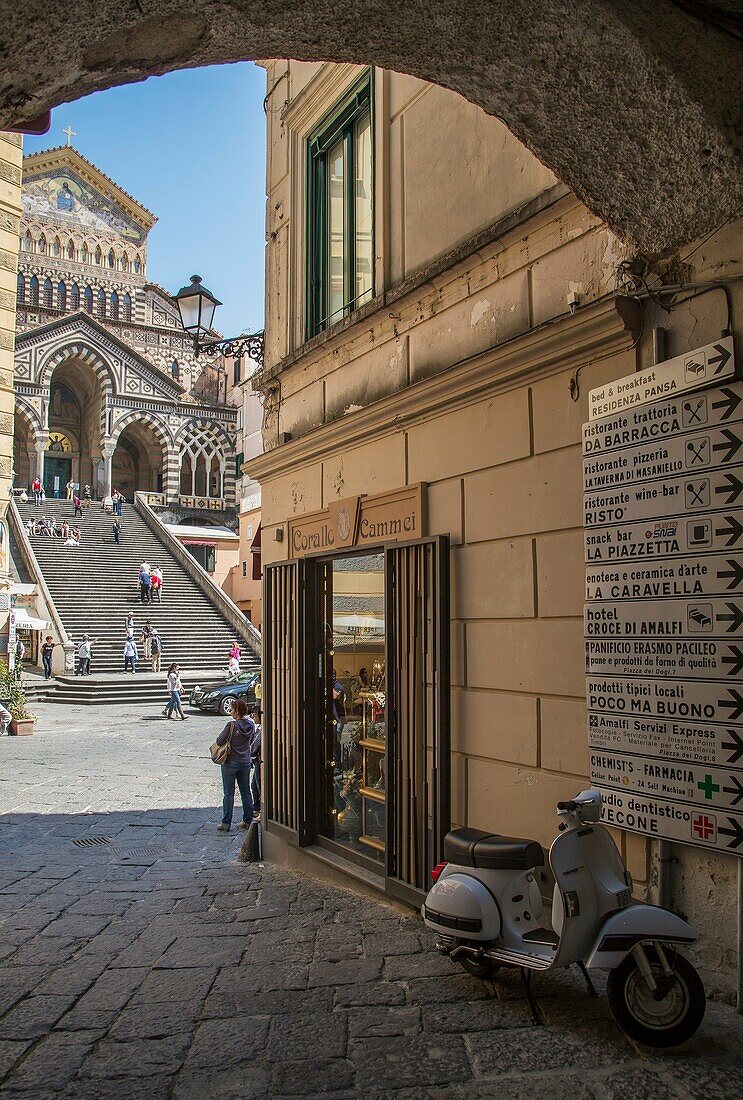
[287,484,425,558]
[584,340,743,857]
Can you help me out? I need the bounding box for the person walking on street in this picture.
[123,634,138,673]
[66,479,75,500]
[41,635,58,679]
[250,707,262,818]
[78,635,94,676]
[164,663,188,720]
[73,492,83,517]
[151,629,162,672]
[32,476,42,505]
[139,562,151,604]
[113,518,121,545]
[141,620,153,661]
[215,698,256,833]
[83,484,92,509]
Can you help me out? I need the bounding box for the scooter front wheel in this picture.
[606,946,705,1048]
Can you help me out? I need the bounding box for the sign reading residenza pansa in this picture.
[288,484,425,557]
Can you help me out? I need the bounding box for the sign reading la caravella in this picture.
[288,484,424,557]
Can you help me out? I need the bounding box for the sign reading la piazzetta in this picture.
[585,340,743,855]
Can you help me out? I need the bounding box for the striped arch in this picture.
[14,396,46,446]
[37,341,116,405]
[109,408,175,453]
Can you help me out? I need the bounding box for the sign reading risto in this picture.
[287,484,424,557]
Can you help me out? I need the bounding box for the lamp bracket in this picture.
[194,330,265,369]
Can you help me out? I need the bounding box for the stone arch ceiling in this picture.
[1,1,740,255]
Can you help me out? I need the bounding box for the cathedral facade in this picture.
[13,146,237,509]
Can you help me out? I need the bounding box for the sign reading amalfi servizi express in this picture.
[288,484,424,558]
[585,340,743,856]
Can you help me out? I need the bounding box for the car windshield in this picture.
[228,673,257,686]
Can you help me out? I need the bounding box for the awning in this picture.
[13,608,48,631]
[250,523,262,580]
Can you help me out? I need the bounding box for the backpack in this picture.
[151,636,162,654]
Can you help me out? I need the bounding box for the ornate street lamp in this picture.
[173,275,264,368]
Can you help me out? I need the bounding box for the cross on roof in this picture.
[62,125,76,146]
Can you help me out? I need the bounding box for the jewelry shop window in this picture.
[306,71,374,339]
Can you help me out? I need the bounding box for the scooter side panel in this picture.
[422,872,502,941]
[585,903,698,969]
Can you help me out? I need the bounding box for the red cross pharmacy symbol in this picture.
[692,813,716,842]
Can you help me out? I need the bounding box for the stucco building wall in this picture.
[250,61,743,997]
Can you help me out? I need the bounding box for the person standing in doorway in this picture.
[150,629,162,673]
[41,635,58,680]
[73,492,82,517]
[215,698,255,834]
[164,663,188,720]
[123,634,138,673]
[66,479,75,500]
[250,707,262,818]
[32,476,42,505]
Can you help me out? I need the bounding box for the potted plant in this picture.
[0,667,36,735]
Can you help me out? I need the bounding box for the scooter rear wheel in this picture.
[458,957,500,980]
[606,946,705,1048]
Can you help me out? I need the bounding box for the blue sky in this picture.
[24,63,267,338]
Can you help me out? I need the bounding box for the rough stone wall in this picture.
[0,132,22,627]
[0,1,740,254]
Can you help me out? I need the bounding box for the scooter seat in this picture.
[444,828,544,870]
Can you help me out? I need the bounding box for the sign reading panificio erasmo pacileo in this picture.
[585,342,743,855]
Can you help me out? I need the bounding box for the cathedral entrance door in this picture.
[44,456,72,498]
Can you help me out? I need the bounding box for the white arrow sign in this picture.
[584,467,743,527]
[584,511,743,563]
[585,598,743,638]
[586,555,743,600]
[588,336,735,421]
[598,788,743,855]
[583,424,743,492]
[586,676,743,724]
[590,751,743,811]
[588,712,743,769]
[586,638,743,680]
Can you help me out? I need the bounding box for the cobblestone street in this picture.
[0,703,741,1098]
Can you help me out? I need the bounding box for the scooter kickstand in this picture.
[520,968,543,1025]
[577,961,599,998]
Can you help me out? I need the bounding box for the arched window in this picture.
[94,246,102,265]
[23,233,32,253]
[84,286,93,314]
[122,292,132,322]
[38,235,47,254]
[16,273,25,306]
[97,288,106,318]
[171,360,180,379]
[29,275,39,306]
[43,277,53,308]
[133,254,141,274]
[81,243,89,264]
[52,237,61,257]
[67,239,75,260]
[110,290,119,320]
[121,252,129,272]
[108,249,115,268]
[70,283,80,311]
[57,281,67,311]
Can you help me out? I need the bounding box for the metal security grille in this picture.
[264,559,301,839]
[385,536,451,905]
[72,836,111,848]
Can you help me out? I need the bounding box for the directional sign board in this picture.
[588,336,734,421]
[584,511,743,563]
[598,789,743,855]
[585,352,743,855]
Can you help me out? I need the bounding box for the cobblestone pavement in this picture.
[1,702,742,1098]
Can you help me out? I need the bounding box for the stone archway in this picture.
[111,419,168,499]
[12,401,43,489]
[45,357,107,496]
[2,2,741,254]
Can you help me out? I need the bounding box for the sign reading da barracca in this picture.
[587,336,734,422]
[288,484,424,558]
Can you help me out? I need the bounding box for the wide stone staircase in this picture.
[15,498,259,704]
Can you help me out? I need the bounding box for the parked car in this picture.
[189,671,260,715]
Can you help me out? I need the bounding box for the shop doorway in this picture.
[263,535,450,904]
[43,455,72,498]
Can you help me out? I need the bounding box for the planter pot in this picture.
[11,718,36,736]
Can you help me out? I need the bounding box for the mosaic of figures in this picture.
[23,169,147,245]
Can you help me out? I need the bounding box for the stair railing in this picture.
[134,493,262,658]
[9,499,75,673]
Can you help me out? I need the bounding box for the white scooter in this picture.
[422,790,705,1047]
